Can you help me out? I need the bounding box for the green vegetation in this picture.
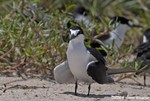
[0,0,150,76]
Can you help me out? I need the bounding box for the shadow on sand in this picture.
[62,91,113,99]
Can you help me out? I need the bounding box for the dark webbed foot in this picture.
[75,81,78,95]
[87,84,91,96]
[144,74,146,86]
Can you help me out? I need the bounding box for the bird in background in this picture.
[91,16,142,51]
[135,28,150,86]
[54,26,136,96]
[64,6,143,51]
[72,6,90,27]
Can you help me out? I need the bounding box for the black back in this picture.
[111,16,130,25]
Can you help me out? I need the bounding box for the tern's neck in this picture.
[113,23,130,36]
[70,35,85,47]
[74,14,89,27]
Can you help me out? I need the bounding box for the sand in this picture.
[0,76,150,101]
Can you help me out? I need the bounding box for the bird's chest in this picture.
[110,32,124,43]
[67,45,89,67]
[67,43,92,80]
[104,32,124,50]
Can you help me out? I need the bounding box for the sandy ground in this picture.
[0,76,150,101]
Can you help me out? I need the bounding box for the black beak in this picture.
[129,23,143,28]
[70,34,76,40]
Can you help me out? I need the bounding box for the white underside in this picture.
[53,61,74,83]
[75,15,90,27]
[103,24,129,51]
[67,39,96,83]
[103,31,124,51]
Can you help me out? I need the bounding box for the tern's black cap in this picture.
[70,26,84,34]
[111,16,143,28]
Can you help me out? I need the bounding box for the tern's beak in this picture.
[70,34,76,40]
[128,22,143,28]
[130,24,143,28]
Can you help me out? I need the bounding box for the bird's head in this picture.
[111,16,142,28]
[73,6,89,16]
[143,28,150,43]
[73,6,90,27]
[69,26,85,43]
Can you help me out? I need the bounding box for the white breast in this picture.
[75,15,90,27]
[53,61,74,83]
[103,24,129,50]
[67,41,95,83]
[102,32,123,51]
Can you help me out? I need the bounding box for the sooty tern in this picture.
[67,26,112,96]
[54,26,136,95]
[66,26,136,95]
[135,28,150,86]
[66,20,107,57]
[73,6,90,27]
[93,16,142,51]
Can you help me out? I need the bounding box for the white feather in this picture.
[70,29,80,36]
[143,35,148,43]
[67,34,96,83]
[53,61,74,83]
[74,15,90,27]
[103,23,130,50]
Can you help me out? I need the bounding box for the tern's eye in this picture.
[77,31,80,34]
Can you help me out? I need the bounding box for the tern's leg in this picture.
[144,74,146,86]
[75,81,78,95]
[87,84,91,96]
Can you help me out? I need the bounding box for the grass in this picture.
[0,0,150,77]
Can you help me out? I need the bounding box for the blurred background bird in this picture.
[135,28,150,86]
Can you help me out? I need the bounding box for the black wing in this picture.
[135,42,150,74]
[90,40,107,56]
[86,47,106,64]
[136,51,150,74]
[135,42,150,57]
[87,61,109,84]
[86,47,111,84]
[85,39,107,57]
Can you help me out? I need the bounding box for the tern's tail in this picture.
[107,68,136,75]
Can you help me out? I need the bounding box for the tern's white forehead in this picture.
[128,21,133,26]
[143,35,148,43]
[70,29,80,36]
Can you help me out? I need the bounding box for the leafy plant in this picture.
[0,0,150,77]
